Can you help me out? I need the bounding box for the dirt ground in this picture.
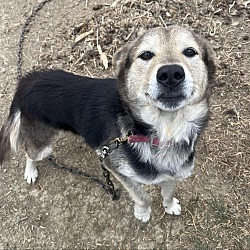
[0,0,249,249]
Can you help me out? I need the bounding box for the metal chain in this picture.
[17,0,121,200]
[99,142,123,200]
[17,0,52,79]
[48,156,120,200]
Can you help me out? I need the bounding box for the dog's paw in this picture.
[24,167,38,184]
[164,197,181,215]
[134,205,151,223]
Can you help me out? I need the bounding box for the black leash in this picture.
[17,0,121,200]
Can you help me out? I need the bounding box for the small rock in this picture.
[242,34,249,41]
[93,4,103,11]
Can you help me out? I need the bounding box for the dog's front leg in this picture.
[160,177,181,215]
[111,171,151,222]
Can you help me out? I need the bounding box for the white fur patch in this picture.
[9,110,21,153]
[134,204,151,223]
[24,156,38,184]
[138,100,207,143]
[164,197,181,215]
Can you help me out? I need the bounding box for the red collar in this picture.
[127,134,160,146]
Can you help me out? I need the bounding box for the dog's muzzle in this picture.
[156,64,186,108]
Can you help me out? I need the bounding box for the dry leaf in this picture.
[97,44,108,69]
[100,53,108,69]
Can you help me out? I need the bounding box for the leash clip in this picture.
[100,146,110,159]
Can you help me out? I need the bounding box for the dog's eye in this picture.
[183,48,198,57]
[139,51,155,61]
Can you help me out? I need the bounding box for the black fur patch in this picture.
[188,151,194,162]
[203,48,216,82]
[122,143,160,179]
[14,70,124,148]
[193,115,209,135]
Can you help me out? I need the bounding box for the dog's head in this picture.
[113,25,216,112]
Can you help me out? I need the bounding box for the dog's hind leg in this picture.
[22,119,56,184]
[160,177,181,215]
[24,155,38,184]
[24,145,53,184]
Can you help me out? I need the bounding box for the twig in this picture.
[84,65,94,78]
[159,15,168,28]
[75,29,94,44]
[228,1,236,13]
[125,27,135,41]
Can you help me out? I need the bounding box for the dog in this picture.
[0,25,215,222]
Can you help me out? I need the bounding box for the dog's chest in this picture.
[114,136,195,185]
[133,139,192,170]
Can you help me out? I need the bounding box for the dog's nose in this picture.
[157,65,185,88]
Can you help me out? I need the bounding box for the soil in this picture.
[0,0,249,249]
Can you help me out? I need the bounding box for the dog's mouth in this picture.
[157,94,186,105]
[145,91,187,110]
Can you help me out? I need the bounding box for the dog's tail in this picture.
[0,108,21,165]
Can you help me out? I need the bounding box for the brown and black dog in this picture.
[0,25,216,222]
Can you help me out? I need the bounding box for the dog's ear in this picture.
[204,41,217,83]
[197,36,217,84]
[112,42,134,78]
